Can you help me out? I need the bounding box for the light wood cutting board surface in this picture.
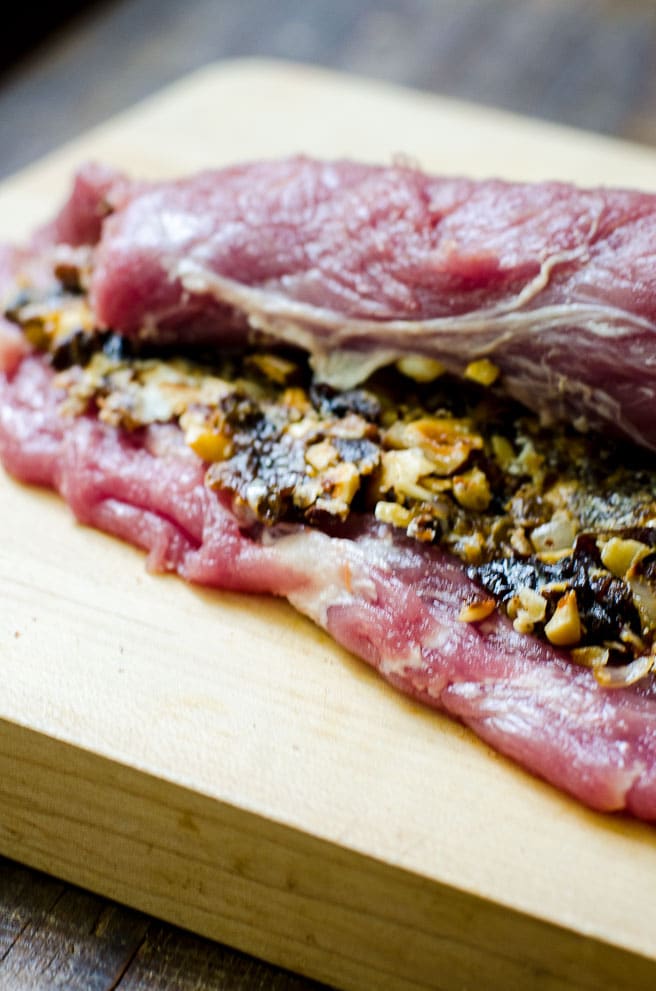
[0,60,655,991]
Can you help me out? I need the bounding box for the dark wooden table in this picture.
[2,0,656,987]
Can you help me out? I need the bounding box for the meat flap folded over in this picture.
[39,157,656,451]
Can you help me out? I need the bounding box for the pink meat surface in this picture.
[33,161,137,248]
[1,354,656,822]
[38,158,656,450]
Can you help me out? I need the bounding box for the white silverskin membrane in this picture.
[174,253,656,448]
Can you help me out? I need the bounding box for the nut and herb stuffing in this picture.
[8,287,656,686]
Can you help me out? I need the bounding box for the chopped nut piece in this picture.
[15,296,95,352]
[316,462,360,517]
[306,440,339,472]
[544,479,579,512]
[292,477,323,510]
[530,512,578,553]
[396,355,446,382]
[544,590,581,646]
[452,467,492,511]
[246,352,298,384]
[385,417,482,475]
[282,387,311,413]
[513,611,535,635]
[600,537,650,579]
[507,586,546,633]
[184,423,232,462]
[491,434,514,470]
[464,359,500,386]
[406,513,439,542]
[379,448,436,502]
[452,532,485,564]
[512,440,544,479]
[517,585,547,622]
[509,527,533,557]
[540,579,570,595]
[245,478,269,515]
[626,572,656,629]
[329,412,370,440]
[287,416,321,441]
[459,598,496,623]
[374,501,413,528]
[571,646,610,668]
[594,654,654,688]
[620,626,645,652]
[536,548,573,564]
[421,476,453,494]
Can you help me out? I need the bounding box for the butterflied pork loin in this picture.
[2,159,656,823]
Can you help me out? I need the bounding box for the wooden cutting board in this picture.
[1,59,655,991]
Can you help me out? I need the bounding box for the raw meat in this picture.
[1,355,655,821]
[38,158,656,450]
